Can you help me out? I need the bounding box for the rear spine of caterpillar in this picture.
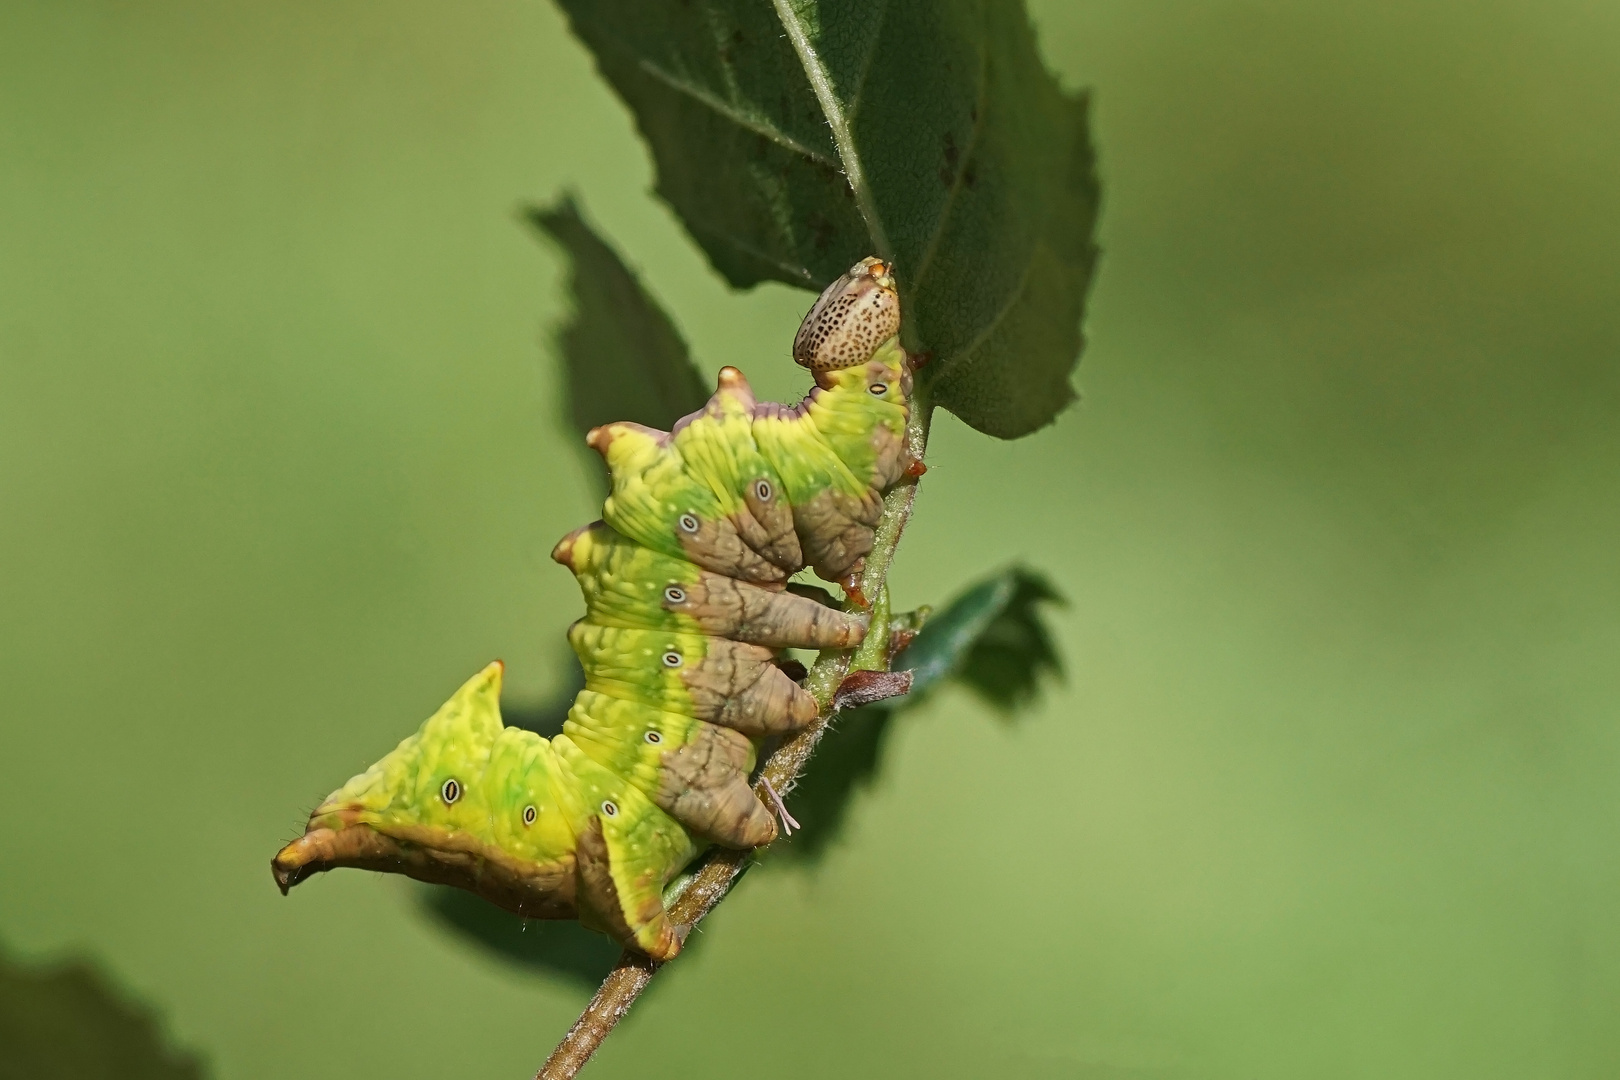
[272,258,914,958]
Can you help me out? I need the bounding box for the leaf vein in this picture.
[635,58,840,168]
[946,238,1041,368]
[684,218,820,285]
[908,37,989,297]
[844,0,892,122]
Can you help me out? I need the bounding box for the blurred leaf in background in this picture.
[526,195,711,492]
[898,566,1065,712]
[777,565,1066,860]
[555,0,1101,437]
[0,945,207,1080]
[416,886,621,990]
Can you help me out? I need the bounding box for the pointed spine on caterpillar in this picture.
[271,257,917,958]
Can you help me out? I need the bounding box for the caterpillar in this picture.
[271,258,913,959]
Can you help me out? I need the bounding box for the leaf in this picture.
[895,566,1064,711]
[417,885,623,989]
[0,944,207,1079]
[527,195,711,490]
[554,0,1100,437]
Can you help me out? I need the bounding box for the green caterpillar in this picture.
[272,258,914,959]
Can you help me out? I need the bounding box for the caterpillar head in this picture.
[792,256,901,372]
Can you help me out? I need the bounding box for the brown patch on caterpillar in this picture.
[793,257,900,373]
[584,420,668,457]
[549,520,601,568]
[715,365,754,399]
[574,816,679,958]
[791,486,884,581]
[652,724,776,848]
[271,812,577,921]
[665,570,867,648]
[680,638,819,736]
[675,511,788,585]
[733,477,802,572]
[678,365,756,435]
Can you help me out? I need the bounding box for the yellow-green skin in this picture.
[272,258,911,959]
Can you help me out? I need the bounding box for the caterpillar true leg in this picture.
[759,776,800,837]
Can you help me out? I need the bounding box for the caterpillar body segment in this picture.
[273,257,915,958]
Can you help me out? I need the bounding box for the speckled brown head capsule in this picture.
[792,256,901,371]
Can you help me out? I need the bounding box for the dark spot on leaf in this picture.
[938,166,953,186]
[943,132,959,169]
[964,162,978,188]
[806,211,836,252]
[732,29,744,44]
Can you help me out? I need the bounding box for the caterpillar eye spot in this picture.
[753,479,773,501]
[440,778,461,805]
[869,383,888,396]
[601,800,618,818]
[677,513,700,534]
[663,585,686,604]
[522,804,537,826]
[644,730,663,745]
[661,651,682,668]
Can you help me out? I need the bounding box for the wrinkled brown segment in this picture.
[271,809,577,921]
[792,258,901,372]
[733,489,802,578]
[675,514,789,584]
[669,570,867,648]
[573,817,677,960]
[683,638,819,736]
[653,725,776,848]
[791,486,885,582]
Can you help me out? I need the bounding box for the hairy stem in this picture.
[535,391,934,1080]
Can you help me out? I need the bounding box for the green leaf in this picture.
[527,195,711,490]
[896,566,1064,711]
[0,944,207,1079]
[554,0,1100,437]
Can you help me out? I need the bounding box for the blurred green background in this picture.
[3,1,1617,1077]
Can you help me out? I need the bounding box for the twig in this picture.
[534,393,934,1080]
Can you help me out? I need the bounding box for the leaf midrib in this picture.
[770,0,893,261]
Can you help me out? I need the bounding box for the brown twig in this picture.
[534,394,934,1080]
